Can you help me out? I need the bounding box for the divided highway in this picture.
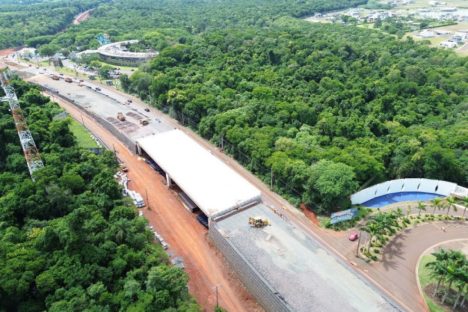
[2,56,406,311]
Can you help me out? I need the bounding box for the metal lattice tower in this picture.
[0,69,44,179]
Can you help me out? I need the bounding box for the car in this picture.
[144,108,150,112]
[348,232,359,241]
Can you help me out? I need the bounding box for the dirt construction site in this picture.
[0,57,402,312]
[3,54,467,312]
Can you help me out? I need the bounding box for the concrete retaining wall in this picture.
[208,224,291,312]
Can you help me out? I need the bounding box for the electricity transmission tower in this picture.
[0,69,44,179]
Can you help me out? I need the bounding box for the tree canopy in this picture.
[125,19,467,211]
[0,79,198,311]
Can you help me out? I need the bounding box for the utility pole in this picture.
[270,167,274,189]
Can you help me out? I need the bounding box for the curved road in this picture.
[355,221,468,312]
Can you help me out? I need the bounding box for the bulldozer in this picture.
[249,216,270,228]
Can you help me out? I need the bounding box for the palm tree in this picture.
[453,276,467,310]
[445,196,457,216]
[462,196,468,218]
[442,250,466,304]
[431,197,443,215]
[441,264,456,304]
[416,201,426,216]
[426,249,449,297]
[362,221,381,253]
[395,207,404,219]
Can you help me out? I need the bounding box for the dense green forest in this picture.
[39,0,466,212]
[123,19,467,211]
[0,79,198,311]
[0,0,106,50]
[3,0,467,212]
[43,0,366,52]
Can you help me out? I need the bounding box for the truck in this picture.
[117,112,126,121]
[127,190,145,208]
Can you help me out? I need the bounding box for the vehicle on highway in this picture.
[348,232,359,241]
[51,75,60,80]
[64,77,73,83]
[144,108,150,112]
[117,112,126,121]
[95,87,101,91]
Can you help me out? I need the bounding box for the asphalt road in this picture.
[48,94,262,312]
[5,55,467,312]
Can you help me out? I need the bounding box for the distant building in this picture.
[419,29,436,38]
[434,29,451,35]
[440,40,457,48]
[17,48,36,59]
[96,40,158,66]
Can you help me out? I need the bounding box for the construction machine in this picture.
[249,216,270,228]
[117,112,126,121]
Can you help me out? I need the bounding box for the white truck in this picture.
[127,190,145,208]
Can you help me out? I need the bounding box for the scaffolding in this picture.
[0,68,44,179]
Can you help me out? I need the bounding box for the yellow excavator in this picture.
[249,216,270,228]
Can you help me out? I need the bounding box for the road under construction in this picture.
[1,56,406,312]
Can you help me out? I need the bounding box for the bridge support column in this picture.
[165,173,171,188]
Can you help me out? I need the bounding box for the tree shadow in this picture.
[381,229,410,271]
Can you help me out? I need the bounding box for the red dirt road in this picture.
[356,221,468,312]
[48,93,262,312]
[73,9,93,25]
[0,48,17,58]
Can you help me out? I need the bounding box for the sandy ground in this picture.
[46,93,262,312]
[73,10,93,25]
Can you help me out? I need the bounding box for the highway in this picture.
[1,54,428,312]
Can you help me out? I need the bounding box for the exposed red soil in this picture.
[46,93,263,312]
[73,9,93,25]
[300,203,320,226]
